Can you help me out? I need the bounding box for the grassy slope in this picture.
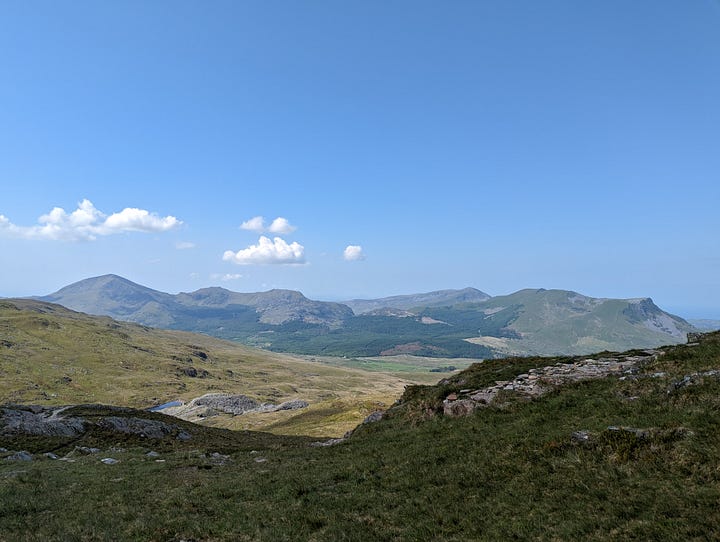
[257,290,691,359]
[1,332,719,540]
[0,299,421,437]
[465,289,691,355]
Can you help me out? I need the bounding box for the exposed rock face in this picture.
[5,451,33,461]
[0,405,192,442]
[274,399,309,411]
[180,367,209,378]
[193,394,262,414]
[442,353,653,417]
[666,369,720,394]
[0,407,85,437]
[163,393,309,419]
[97,417,186,440]
[362,411,384,424]
[443,399,478,417]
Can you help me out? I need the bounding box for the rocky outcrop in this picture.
[162,393,309,419]
[442,353,653,416]
[0,406,85,437]
[666,369,720,394]
[0,405,192,442]
[98,416,190,440]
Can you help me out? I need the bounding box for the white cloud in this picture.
[240,216,266,232]
[267,217,296,235]
[103,207,179,232]
[210,273,243,281]
[343,245,365,261]
[223,236,305,265]
[239,216,297,235]
[0,199,182,241]
[176,241,196,250]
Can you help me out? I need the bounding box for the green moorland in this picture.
[2,331,719,540]
[0,299,440,437]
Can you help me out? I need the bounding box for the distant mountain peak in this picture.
[42,275,352,328]
[344,287,492,315]
[36,275,694,359]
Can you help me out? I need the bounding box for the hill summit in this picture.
[39,275,694,358]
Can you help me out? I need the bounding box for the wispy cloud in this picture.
[223,236,305,265]
[240,216,297,235]
[0,199,181,241]
[175,241,196,250]
[210,273,243,281]
[343,245,365,261]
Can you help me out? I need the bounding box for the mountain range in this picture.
[38,274,694,358]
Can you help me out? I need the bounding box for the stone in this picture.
[571,431,590,443]
[76,446,101,454]
[362,411,384,424]
[443,399,478,417]
[98,416,178,439]
[469,391,496,405]
[0,407,86,438]
[310,438,346,447]
[5,451,33,461]
[275,400,309,411]
[101,458,120,465]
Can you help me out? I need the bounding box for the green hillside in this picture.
[2,331,719,540]
[461,289,694,356]
[38,275,695,360]
[0,299,426,437]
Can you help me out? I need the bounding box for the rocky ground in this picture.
[441,351,658,416]
[160,392,309,420]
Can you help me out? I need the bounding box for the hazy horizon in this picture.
[3,271,716,321]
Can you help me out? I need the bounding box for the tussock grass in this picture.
[0,300,415,436]
[2,333,720,540]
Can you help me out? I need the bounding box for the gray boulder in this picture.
[98,416,179,439]
[5,451,33,461]
[0,407,85,437]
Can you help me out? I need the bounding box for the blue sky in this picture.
[1,1,719,317]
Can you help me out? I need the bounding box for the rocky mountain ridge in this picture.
[35,275,695,358]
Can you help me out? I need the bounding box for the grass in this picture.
[0,300,426,437]
[2,332,720,540]
[300,353,478,381]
